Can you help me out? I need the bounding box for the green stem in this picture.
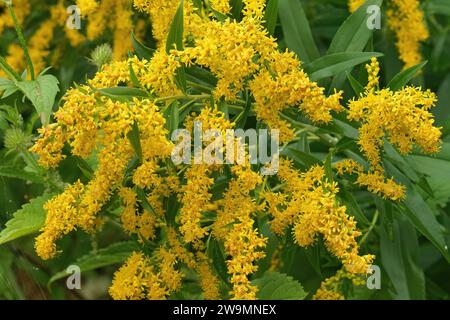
[358,210,379,246]
[18,145,43,175]
[0,55,21,82]
[154,94,211,103]
[8,3,35,80]
[187,80,212,92]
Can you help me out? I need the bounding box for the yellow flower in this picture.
[109,251,167,300]
[313,268,366,300]
[348,0,365,12]
[35,181,85,260]
[209,0,232,14]
[276,159,374,274]
[76,0,99,16]
[387,0,429,69]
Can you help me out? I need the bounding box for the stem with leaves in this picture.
[7,2,35,80]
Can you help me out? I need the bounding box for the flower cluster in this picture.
[29,1,442,301]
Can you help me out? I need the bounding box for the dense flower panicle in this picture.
[76,0,99,16]
[275,159,374,274]
[109,252,167,300]
[30,125,67,169]
[387,0,429,68]
[196,252,221,300]
[313,269,365,300]
[119,187,157,242]
[242,0,266,20]
[225,216,267,300]
[179,18,276,100]
[133,0,197,45]
[250,50,343,144]
[179,164,214,243]
[356,171,406,201]
[365,57,380,92]
[112,0,134,60]
[209,0,232,14]
[35,181,85,260]
[348,86,441,167]
[335,159,406,200]
[32,87,173,259]
[156,247,183,292]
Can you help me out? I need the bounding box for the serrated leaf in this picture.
[0,165,44,184]
[48,242,139,285]
[305,52,383,81]
[16,74,59,125]
[0,194,53,245]
[387,61,427,91]
[252,272,307,300]
[278,0,319,63]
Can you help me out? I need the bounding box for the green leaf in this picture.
[166,0,184,53]
[264,0,279,35]
[235,90,252,129]
[48,242,139,286]
[380,216,425,299]
[328,0,383,54]
[384,160,450,262]
[164,101,180,135]
[387,61,427,91]
[281,147,321,168]
[426,0,450,16]
[305,52,383,81]
[16,74,59,125]
[432,74,450,125]
[0,165,44,184]
[0,248,23,299]
[339,189,371,226]
[252,271,307,300]
[278,0,319,63]
[231,0,243,20]
[0,194,53,245]
[131,31,155,60]
[98,87,149,101]
[0,78,17,98]
[346,72,365,96]
[206,237,230,287]
[127,122,143,161]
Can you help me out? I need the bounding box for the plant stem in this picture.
[358,210,379,246]
[8,3,35,80]
[154,94,211,103]
[0,55,21,81]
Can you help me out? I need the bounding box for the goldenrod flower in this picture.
[387,0,429,68]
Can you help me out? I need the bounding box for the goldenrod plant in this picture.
[0,0,449,300]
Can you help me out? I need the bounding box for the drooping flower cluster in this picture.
[343,57,440,200]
